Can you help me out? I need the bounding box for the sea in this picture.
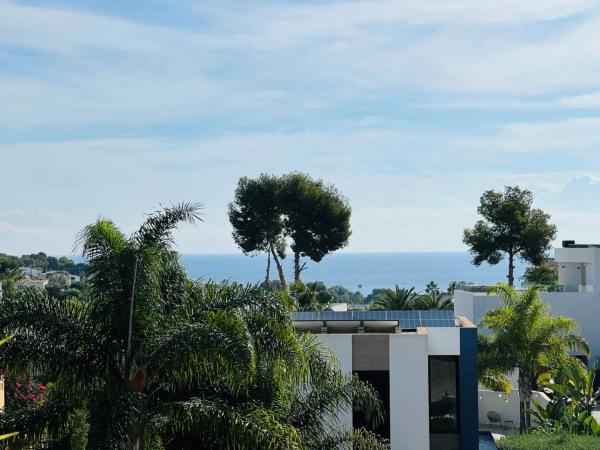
[179,252,527,295]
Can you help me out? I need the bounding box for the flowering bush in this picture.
[5,378,47,409]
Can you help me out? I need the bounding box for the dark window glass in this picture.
[429,356,458,433]
[353,370,390,439]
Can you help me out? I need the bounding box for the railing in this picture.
[555,284,595,293]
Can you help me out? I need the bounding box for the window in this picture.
[429,356,458,433]
[353,370,390,440]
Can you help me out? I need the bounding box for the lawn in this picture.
[498,433,600,450]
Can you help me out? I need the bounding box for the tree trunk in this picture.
[265,251,271,285]
[508,252,515,287]
[294,251,301,284]
[518,370,533,433]
[270,243,287,291]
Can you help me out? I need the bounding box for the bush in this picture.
[498,433,600,450]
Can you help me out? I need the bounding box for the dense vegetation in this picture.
[0,204,389,450]
[0,252,87,276]
[497,433,600,450]
[478,285,589,431]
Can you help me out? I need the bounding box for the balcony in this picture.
[555,284,594,293]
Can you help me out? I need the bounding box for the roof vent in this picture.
[562,240,576,248]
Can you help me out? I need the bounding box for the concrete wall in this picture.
[478,389,549,428]
[427,327,461,355]
[317,334,353,428]
[389,334,430,450]
[541,292,600,361]
[455,290,600,362]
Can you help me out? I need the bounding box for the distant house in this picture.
[16,279,49,289]
[20,267,43,278]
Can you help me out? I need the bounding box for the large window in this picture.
[353,370,390,440]
[429,356,458,433]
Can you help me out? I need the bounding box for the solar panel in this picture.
[292,309,459,328]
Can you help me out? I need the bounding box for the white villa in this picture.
[293,309,479,450]
[455,240,600,427]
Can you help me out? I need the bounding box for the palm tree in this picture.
[415,292,453,310]
[0,204,388,449]
[478,284,590,432]
[370,286,418,310]
[289,282,332,311]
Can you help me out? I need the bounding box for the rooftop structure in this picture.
[555,240,600,292]
[293,310,478,450]
[16,279,49,289]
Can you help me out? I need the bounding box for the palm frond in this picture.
[133,202,203,250]
[156,398,302,450]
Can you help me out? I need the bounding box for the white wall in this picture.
[540,292,600,361]
[426,327,460,355]
[317,334,353,428]
[453,290,475,320]
[389,334,429,450]
[455,290,600,361]
[478,388,549,428]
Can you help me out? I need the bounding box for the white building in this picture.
[293,310,479,450]
[454,240,600,427]
[16,278,49,289]
[20,267,43,278]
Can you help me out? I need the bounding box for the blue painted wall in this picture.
[459,327,479,450]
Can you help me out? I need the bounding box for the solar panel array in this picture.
[292,310,457,328]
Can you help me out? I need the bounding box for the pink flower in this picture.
[38,385,47,392]
[15,383,22,389]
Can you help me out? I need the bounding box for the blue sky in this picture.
[2,0,600,254]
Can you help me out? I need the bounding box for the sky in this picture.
[3,0,600,255]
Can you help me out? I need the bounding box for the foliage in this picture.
[414,292,453,310]
[288,282,332,311]
[228,174,288,288]
[369,286,419,310]
[307,282,364,304]
[228,173,351,288]
[531,361,600,436]
[0,336,18,444]
[69,408,89,450]
[463,186,557,286]
[523,258,558,287]
[0,204,388,450]
[446,281,458,296]
[280,172,351,283]
[478,285,590,431]
[5,378,48,410]
[0,252,87,276]
[497,432,600,449]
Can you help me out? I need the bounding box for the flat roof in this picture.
[293,310,458,328]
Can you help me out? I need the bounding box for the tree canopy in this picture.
[463,186,557,286]
[280,173,352,283]
[228,172,351,289]
[228,174,287,289]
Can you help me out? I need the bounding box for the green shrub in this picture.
[498,433,600,450]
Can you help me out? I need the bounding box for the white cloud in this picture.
[558,91,600,108]
[449,117,600,155]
